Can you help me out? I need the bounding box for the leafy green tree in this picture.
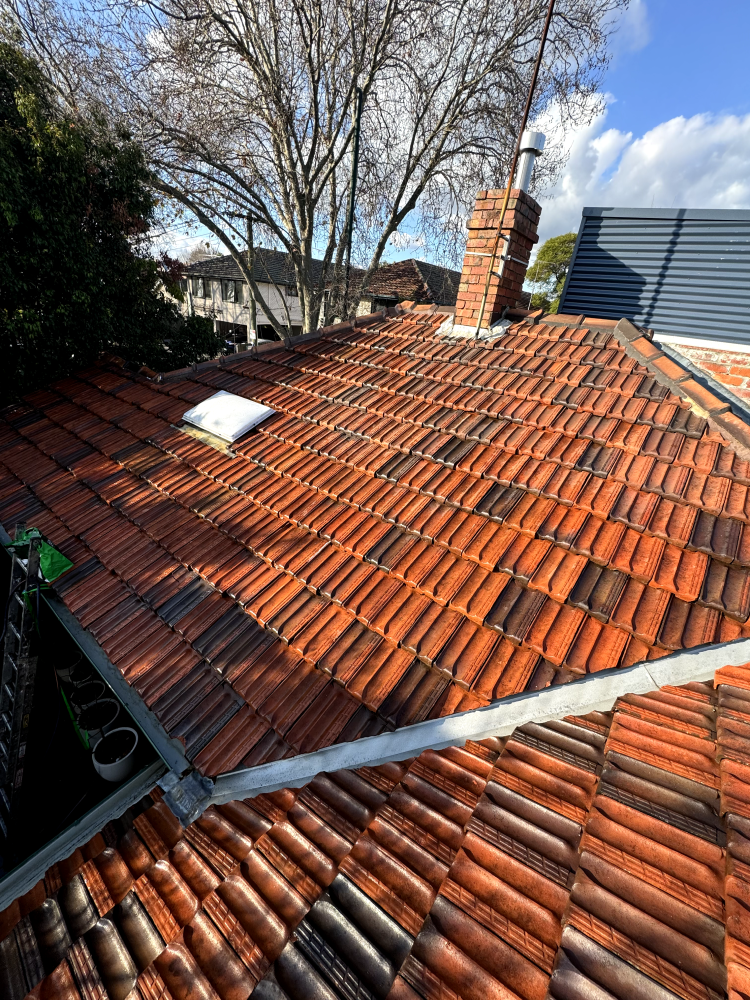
[526,232,578,314]
[0,43,223,400]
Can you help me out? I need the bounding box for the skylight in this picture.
[182,391,274,442]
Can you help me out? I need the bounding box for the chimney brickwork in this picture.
[454,187,542,331]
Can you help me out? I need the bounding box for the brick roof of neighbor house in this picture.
[3,306,750,782]
[3,658,750,1000]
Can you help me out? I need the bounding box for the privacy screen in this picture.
[559,207,750,343]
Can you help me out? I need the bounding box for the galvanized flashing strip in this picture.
[42,594,190,775]
[657,334,750,355]
[0,759,166,911]
[210,637,750,805]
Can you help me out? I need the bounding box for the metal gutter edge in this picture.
[209,636,750,805]
[0,759,166,911]
[42,594,190,776]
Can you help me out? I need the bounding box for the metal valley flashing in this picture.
[208,635,750,805]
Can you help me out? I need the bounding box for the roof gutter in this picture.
[0,759,165,911]
[41,593,190,776]
[208,635,750,805]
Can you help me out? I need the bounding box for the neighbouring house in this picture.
[4,183,750,1000]
[560,205,750,404]
[182,248,312,344]
[358,258,462,314]
[182,250,462,346]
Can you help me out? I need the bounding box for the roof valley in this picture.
[3,661,750,999]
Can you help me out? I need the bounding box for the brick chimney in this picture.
[453,188,542,333]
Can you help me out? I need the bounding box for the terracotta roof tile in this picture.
[4,306,750,787]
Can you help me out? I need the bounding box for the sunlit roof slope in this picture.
[2,305,750,782]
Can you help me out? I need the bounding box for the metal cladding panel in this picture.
[559,207,750,342]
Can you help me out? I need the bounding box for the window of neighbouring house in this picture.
[190,277,206,297]
[221,279,235,302]
[235,280,244,304]
[287,284,298,297]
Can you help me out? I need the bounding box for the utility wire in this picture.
[475,0,556,334]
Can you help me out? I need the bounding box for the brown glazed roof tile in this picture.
[5,308,750,782]
[8,659,750,1000]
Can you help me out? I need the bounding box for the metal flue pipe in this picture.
[516,131,546,193]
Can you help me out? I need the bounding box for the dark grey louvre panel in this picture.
[559,208,750,343]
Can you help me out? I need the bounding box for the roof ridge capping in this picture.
[614,317,750,462]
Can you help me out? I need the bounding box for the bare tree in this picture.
[6,0,628,336]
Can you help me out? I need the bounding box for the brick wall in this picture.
[674,344,750,403]
[454,187,541,331]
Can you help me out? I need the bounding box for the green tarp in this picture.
[4,527,74,582]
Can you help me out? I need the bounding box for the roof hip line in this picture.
[614,317,750,460]
[208,634,750,807]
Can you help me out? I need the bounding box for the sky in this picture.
[534,0,750,245]
[159,0,750,263]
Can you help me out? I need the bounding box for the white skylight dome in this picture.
[182,391,275,442]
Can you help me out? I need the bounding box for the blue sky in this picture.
[604,0,750,136]
[533,0,750,244]
[373,0,750,262]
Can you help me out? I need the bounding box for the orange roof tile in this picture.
[3,307,750,780]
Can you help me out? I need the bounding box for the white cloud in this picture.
[389,231,427,250]
[535,105,750,245]
[605,0,651,60]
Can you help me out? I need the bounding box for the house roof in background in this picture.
[184,248,317,288]
[366,260,462,307]
[3,308,750,785]
[184,252,461,306]
[413,260,461,306]
[2,657,748,1000]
